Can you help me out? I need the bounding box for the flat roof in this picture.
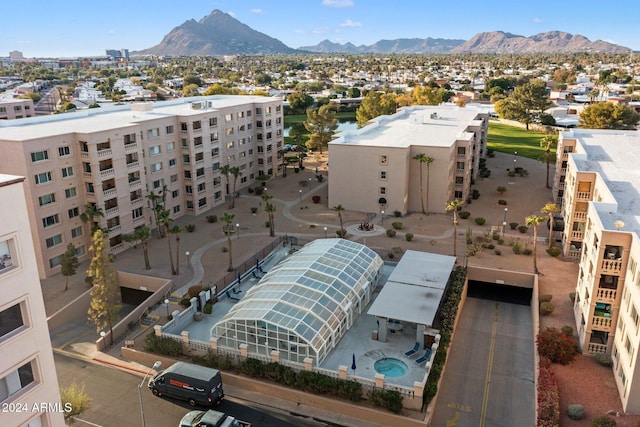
[329,104,486,149]
[367,250,455,326]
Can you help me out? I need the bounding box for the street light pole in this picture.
[185,251,190,269]
[503,207,508,224]
[380,210,385,225]
[324,226,327,238]
[139,361,161,427]
[164,299,170,318]
[299,189,302,202]
[236,223,240,239]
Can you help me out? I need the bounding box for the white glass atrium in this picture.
[212,239,383,365]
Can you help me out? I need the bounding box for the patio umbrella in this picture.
[237,272,241,284]
[351,353,357,373]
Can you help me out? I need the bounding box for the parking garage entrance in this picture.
[466,266,536,306]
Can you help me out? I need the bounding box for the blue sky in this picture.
[3,0,640,57]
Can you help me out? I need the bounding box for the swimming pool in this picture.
[374,358,409,377]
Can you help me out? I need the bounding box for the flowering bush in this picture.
[537,358,560,427]
[537,327,577,365]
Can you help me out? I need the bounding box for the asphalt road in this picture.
[54,353,326,427]
[430,297,535,427]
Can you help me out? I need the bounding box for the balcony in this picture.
[131,197,143,206]
[576,191,592,200]
[126,161,139,170]
[570,231,584,240]
[80,152,89,159]
[83,172,92,179]
[587,342,607,354]
[100,168,115,179]
[596,288,617,303]
[574,211,587,220]
[105,206,119,218]
[124,142,138,153]
[133,215,145,224]
[103,188,117,198]
[129,178,141,189]
[97,148,112,158]
[591,316,613,330]
[108,225,121,237]
[567,248,582,259]
[601,259,623,273]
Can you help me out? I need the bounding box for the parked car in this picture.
[179,409,251,427]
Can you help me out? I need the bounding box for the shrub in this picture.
[250,207,258,214]
[312,195,321,204]
[368,389,403,413]
[459,211,471,219]
[405,233,414,242]
[185,224,196,232]
[523,248,533,256]
[387,252,395,259]
[144,334,183,357]
[188,285,203,298]
[537,359,560,427]
[392,221,403,230]
[472,189,480,199]
[512,242,522,254]
[518,225,529,233]
[487,243,495,249]
[509,222,519,230]
[595,353,613,367]
[494,249,501,255]
[567,404,585,420]
[179,298,191,307]
[386,229,396,238]
[498,199,507,205]
[492,233,500,241]
[247,187,254,194]
[537,327,577,365]
[336,229,346,238]
[203,302,213,314]
[474,217,486,225]
[497,186,507,195]
[539,294,553,303]
[206,214,218,223]
[393,210,402,218]
[498,239,504,245]
[221,246,228,253]
[540,302,555,315]
[546,247,561,257]
[561,325,573,336]
[591,416,617,427]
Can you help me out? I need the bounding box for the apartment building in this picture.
[552,129,640,413]
[0,98,34,120]
[0,174,64,427]
[328,105,489,215]
[0,95,283,279]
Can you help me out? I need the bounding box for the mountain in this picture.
[451,31,630,53]
[136,10,296,56]
[299,38,465,54]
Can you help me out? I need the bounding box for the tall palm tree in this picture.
[538,135,557,189]
[278,149,288,177]
[121,226,152,270]
[221,212,235,272]
[525,214,546,274]
[168,225,182,275]
[157,209,176,275]
[80,203,104,234]
[229,166,242,209]
[333,204,345,237]
[220,164,231,199]
[413,153,434,214]
[541,203,560,249]
[262,193,276,237]
[446,199,464,257]
[147,190,163,238]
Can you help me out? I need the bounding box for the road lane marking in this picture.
[446,411,460,426]
[479,302,499,427]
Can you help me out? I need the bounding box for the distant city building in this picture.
[0,174,64,427]
[105,49,129,60]
[329,105,489,215]
[9,50,24,61]
[0,98,34,120]
[0,95,284,278]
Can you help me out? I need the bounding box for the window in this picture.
[61,166,73,178]
[209,117,218,126]
[183,154,191,164]
[193,120,201,130]
[30,150,49,162]
[153,179,164,189]
[172,190,179,198]
[185,185,193,194]
[265,106,271,114]
[38,193,56,206]
[214,191,221,200]
[247,123,253,131]
[0,302,25,341]
[166,125,174,135]
[45,234,63,248]
[194,136,203,146]
[132,207,144,219]
[49,255,63,268]
[226,127,234,136]
[147,128,160,138]
[86,182,94,194]
[196,167,204,177]
[454,190,463,199]
[212,162,220,171]
[256,107,262,115]
[75,246,85,256]
[170,174,178,183]
[212,147,220,157]
[225,113,233,122]
[68,207,79,219]
[169,158,176,167]
[71,226,83,239]
[42,214,59,228]
[184,171,192,180]
[380,171,387,180]
[149,145,161,156]
[227,141,235,150]
[380,187,386,195]
[380,155,387,165]
[625,335,633,356]
[167,141,175,152]
[456,161,465,170]
[58,146,71,157]
[173,205,181,214]
[151,162,162,172]
[211,132,219,142]
[186,201,194,209]
[0,360,35,401]
[197,183,206,192]
[34,172,52,185]
[180,122,188,132]
[237,111,244,119]
[213,177,221,186]
[198,198,206,207]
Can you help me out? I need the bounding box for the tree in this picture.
[538,135,557,189]
[413,153,435,214]
[157,209,176,275]
[446,200,464,257]
[333,204,345,236]
[494,80,552,130]
[61,243,79,291]
[278,149,288,177]
[221,213,235,272]
[287,92,314,114]
[229,166,242,209]
[220,164,231,197]
[541,203,560,249]
[347,87,361,98]
[356,92,397,127]
[60,382,92,425]
[579,102,639,130]
[304,104,337,153]
[169,225,183,275]
[80,203,104,235]
[147,190,164,238]
[122,226,152,270]
[262,193,276,237]
[87,230,121,345]
[525,214,546,274]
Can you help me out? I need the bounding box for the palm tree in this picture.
[333,204,345,237]
[541,203,560,249]
[413,153,434,214]
[220,164,231,199]
[539,135,557,189]
[80,203,104,235]
[147,190,163,238]
[221,212,235,272]
[229,166,242,209]
[262,193,276,237]
[157,209,176,275]
[525,214,546,274]
[168,225,182,275]
[121,226,152,270]
[446,199,464,257]
[278,149,288,177]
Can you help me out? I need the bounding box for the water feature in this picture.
[374,358,409,377]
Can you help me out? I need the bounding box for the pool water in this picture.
[374,358,409,377]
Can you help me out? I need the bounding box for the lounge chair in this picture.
[404,342,420,357]
[252,270,261,279]
[415,348,432,365]
[225,291,240,302]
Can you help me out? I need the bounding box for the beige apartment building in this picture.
[0,174,64,427]
[0,95,283,278]
[552,129,640,413]
[0,98,35,120]
[328,105,489,216]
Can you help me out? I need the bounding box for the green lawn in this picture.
[487,122,556,160]
[284,112,356,124]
